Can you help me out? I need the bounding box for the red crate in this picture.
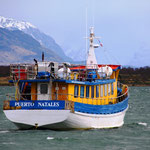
[14,69,27,80]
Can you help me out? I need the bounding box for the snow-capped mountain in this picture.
[0,16,72,62]
[0,16,36,30]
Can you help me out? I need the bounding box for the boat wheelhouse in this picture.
[3,27,129,129]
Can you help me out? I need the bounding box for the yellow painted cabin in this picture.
[29,65,120,105]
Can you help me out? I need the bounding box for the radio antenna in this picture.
[92,0,95,27]
[85,8,88,62]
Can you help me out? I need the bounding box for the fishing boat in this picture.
[3,27,129,129]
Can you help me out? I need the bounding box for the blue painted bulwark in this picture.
[65,79,115,85]
[9,100,65,110]
[9,79,116,85]
[74,97,129,114]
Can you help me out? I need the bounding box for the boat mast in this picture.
[86,27,99,69]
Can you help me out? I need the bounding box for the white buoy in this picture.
[98,66,113,78]
[58,68,71,78]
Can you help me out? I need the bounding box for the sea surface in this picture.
[0,86,150,150]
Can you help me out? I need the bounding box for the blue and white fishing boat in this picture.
[3,27,129,129]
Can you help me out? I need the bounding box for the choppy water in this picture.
[0,86,150,150]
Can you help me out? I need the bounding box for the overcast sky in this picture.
[0,0,150,66]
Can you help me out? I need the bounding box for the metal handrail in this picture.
[10,63,115,81]
[5,84,128,105]
[109,84,129,100]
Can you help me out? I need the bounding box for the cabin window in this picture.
[62,87,66,90]
[96,85,99,98]
[80,86,84,98]
[100,85,103,97]
[111,83,114,95]
[108,84,111,96]
[86,86,89,98]
[104,84,107,96]
[91,86,94,98]
[74,85,79,98]
[40,84,48,94]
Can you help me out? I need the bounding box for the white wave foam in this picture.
[47,137,54,140]
[0,130,9,133]
[2,142,15,145]
[138,122,147,126]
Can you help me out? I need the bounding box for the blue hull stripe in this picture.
[74,97,129,114]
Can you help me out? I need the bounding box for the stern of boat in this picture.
[3,100,73,129]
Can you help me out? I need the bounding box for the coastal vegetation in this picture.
[0,66,11,86]
[0,66,150,86]
[119,66,150,86]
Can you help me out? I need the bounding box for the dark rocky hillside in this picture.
[0,66,9,77]
[23,27,72,62]
[0,28,63,64]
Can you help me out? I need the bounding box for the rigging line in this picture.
[96,38,111,64]
[103,48,113,64]
[100,42,121,65]
[105,49,119,65]
[96,37,121,65]
[107,49,121,65]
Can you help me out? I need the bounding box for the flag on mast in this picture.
[98,40,103,47]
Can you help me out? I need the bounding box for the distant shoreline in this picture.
[0,66,150,87]
[0,77,12,86]
[126,84,150,87]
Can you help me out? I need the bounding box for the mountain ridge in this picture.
[0,16,72,63]
[0,28,64,64]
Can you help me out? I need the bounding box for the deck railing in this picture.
[10,64,36,80]
[5,84,128,105]
[10,63,115,81]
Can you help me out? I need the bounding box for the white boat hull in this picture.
[3,107,128,129]
[65,108,128,129]
[3,110,70,129]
